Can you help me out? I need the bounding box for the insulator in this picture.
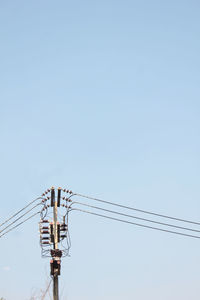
[41,219,49,223]
[63,189,66,192]
[50,223,54,243]
[61,234,66,238]
[42,237,49,240]
[42,206,47,211]
[41,226,49,230]
[50,223,53,232]
[51,187,55,207]
[41,230,49,234]
[42,241,50,245]
[57,188,61,207]
[60,224,67,231]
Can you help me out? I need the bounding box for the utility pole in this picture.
[51,187,61,300]
[39,187,69,300]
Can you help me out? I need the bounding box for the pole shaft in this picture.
[54,198,58,250]
[53,188,59,300]
[53,276,59,300]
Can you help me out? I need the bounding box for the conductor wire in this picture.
[0,202,43,234]
[69,201,200,234]
[0,197,44,228]
[71,208,200,240]
[0,211,40,238]
[71,192,200,226]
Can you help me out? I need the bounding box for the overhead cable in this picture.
[71,208,200,240]
[71,192,200,226]
[0,202,43,234]
[70,201,200,233]
[41,278,52,300]
[0,211,40,238]
[0,197,44,228]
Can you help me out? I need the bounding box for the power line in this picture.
[0,202,43,234]
[71,208,200,239]
[70,201,200,233]
[0,197,44,228]
[71,192,200,226]
[41,279,53,300]
[0,211,40,238]
[2,187,199,300]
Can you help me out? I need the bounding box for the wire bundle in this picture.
[62,190,200,240]
[1,187,200,257]
[0,196,46,238]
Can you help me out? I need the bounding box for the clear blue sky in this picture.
[0,0,200,299]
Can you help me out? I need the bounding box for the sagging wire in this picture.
[62,189,200,226]
[0,196,45,228]
[0,211,41,238]
[67,201,200,234]
[41,278,52,300]
[0,202,43,235]
[69,207,200,240]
